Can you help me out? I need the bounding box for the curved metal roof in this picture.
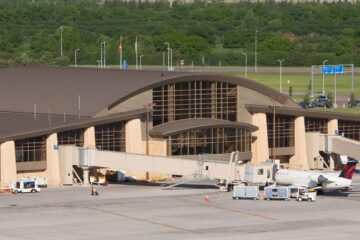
[150,118,258,138]
[0,66,299,117]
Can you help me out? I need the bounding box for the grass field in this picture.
[230,72,359,97]
[229,71,360,114]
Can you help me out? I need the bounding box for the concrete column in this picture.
[0,141,17,186]
[289,116,309,170]
[251,113,269,164]
[125,119,144,154]
[83,168,89,186]
[84,126,96,148]
[327,119,338,135]
[45,133,61,185]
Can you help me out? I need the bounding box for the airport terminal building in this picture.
[0,67,359,186]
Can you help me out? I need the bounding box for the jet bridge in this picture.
[306,132,360,170]
[58,146,245,186]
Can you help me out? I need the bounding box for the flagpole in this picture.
[135,36,138,70]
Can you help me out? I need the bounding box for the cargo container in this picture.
[233,185,259,200]
[264,187,290,201]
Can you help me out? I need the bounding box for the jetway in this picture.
[58,146,245,185]
[306,133,360,170]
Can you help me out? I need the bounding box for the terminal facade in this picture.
[0,67,359,186]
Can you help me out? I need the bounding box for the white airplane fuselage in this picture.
[275,169,352,191]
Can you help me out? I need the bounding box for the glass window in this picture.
[153,80,237,126]
[95,122,126,152]
[15,136,46,162]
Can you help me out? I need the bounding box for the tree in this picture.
[327,92,334,108]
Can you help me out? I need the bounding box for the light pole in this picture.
[255,30,258,73]
[60,26,64,56]
[74,49,80,67]
[143,102,155,180]
[100,43,103,68]
[170,48,173,71]
[322,59,328,94]
[164,42,170,71]
[240,52,247,78]
[101,41,106,68]
[277,59,284,93]
[140,55,145,70]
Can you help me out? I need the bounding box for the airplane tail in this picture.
[339,159,358,180]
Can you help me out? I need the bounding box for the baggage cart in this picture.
[233,185,259,200]
[264,187,290,201]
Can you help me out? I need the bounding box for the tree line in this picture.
[0,0,360,67]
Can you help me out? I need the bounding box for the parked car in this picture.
[298,100,314,109]
[349,99,360,107]
[314,95,329,107]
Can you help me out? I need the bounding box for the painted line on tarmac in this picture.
[83,206,202,235]
[177,197,277,221]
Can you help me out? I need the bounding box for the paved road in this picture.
[1,175,360,240]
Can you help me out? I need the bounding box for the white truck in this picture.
[11,180,41,194]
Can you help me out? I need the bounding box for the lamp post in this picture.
[74,49,80,67]
[101,41,106,68]
[143,102,156,180]
[254,30,258,73]
[322,59,328,94]
[170,48,173,71]
[140,55,144,70]
[60,26,64,56]
[240,52,247,78]
[164,42,170,71]
[100,43,103,68]
[277,59,284,93]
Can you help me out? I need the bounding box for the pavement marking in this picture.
[82,206,202,235]
[177,197,277,221]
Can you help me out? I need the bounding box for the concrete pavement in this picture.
[1,175,360,240]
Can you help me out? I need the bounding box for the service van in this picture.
[12,180,41,194]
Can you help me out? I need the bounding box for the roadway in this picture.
[0,175,359,239]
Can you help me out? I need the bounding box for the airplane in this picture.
[274,159,358,192]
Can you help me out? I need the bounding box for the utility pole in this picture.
[164,42,170,71]
[241,52,247,78]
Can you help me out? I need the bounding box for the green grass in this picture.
[229,71,360,114]
[229,72,359,97]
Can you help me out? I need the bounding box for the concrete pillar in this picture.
[125,119,144,154]
[251,113,269,164]
[84,126,96,148]
[0,141,17,186]
[289,116,309,170]
[327,119,338,135]
[83,168,89,186]
[45,133,61,185]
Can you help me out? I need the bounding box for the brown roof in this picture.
[0,109,146,142]
[150,118,258,138]
[0,66,298,117]
[0,66,297,141]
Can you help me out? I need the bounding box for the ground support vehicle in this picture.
[11,180,41,194]
[233,185,259,200]
[264,187,290,201]
[296,188,317,202]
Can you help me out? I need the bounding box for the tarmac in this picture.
[1,175,360,240]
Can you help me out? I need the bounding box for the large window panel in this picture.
[169,127,251,156]
[15,136,46,162]
[95,122,126,152]
[153,80,237,125]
